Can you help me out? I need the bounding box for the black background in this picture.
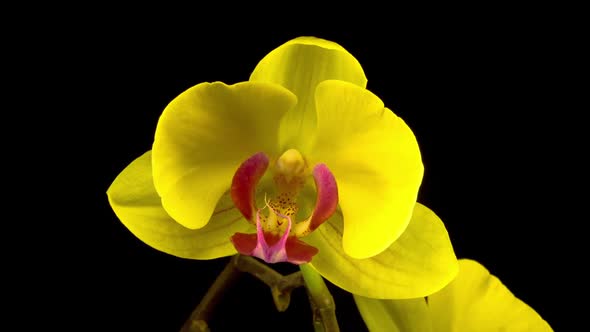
[23,10,576,332]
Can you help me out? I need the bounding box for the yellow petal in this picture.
[250,36,367,152]
[308,80,423,258]
[306,203,458,298]
[354,295,433,332]
[428,259,553,332]
[152,81,296,229]
[107,151,253,259]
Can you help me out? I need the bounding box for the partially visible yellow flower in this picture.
[107,36,458,298]
[354,259,553,331]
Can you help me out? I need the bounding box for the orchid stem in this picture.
[180,255,241,332]
[300,264,340,332]
[180,255,305,331]
[234,255,304,312]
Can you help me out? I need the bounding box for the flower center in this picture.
[261,149,309,236]
[229,150,338,264]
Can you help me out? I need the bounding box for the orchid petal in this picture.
[306,203,457,298]
[250,36,367,152]
[428,259,554,332]
[152,81,296,229]
[309,80,423,259]
[354,295,433,332]
[107,151,252,259]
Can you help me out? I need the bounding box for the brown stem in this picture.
[179,255,242,332]
[234,255,304,312]
[180,256,340,331]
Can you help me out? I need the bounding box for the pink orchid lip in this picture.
[231,206,318,264]
[229,152,337,264]
[246,203,292,263]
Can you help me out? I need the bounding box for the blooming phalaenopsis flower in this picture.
[354,259,554,331]
[107,37,458,298]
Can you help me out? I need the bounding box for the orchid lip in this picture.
[250,201,291,263]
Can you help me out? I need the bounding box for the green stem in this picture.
[300,264,340,332]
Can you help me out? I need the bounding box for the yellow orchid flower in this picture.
[354,259,553,331]
[107,36,458,298]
